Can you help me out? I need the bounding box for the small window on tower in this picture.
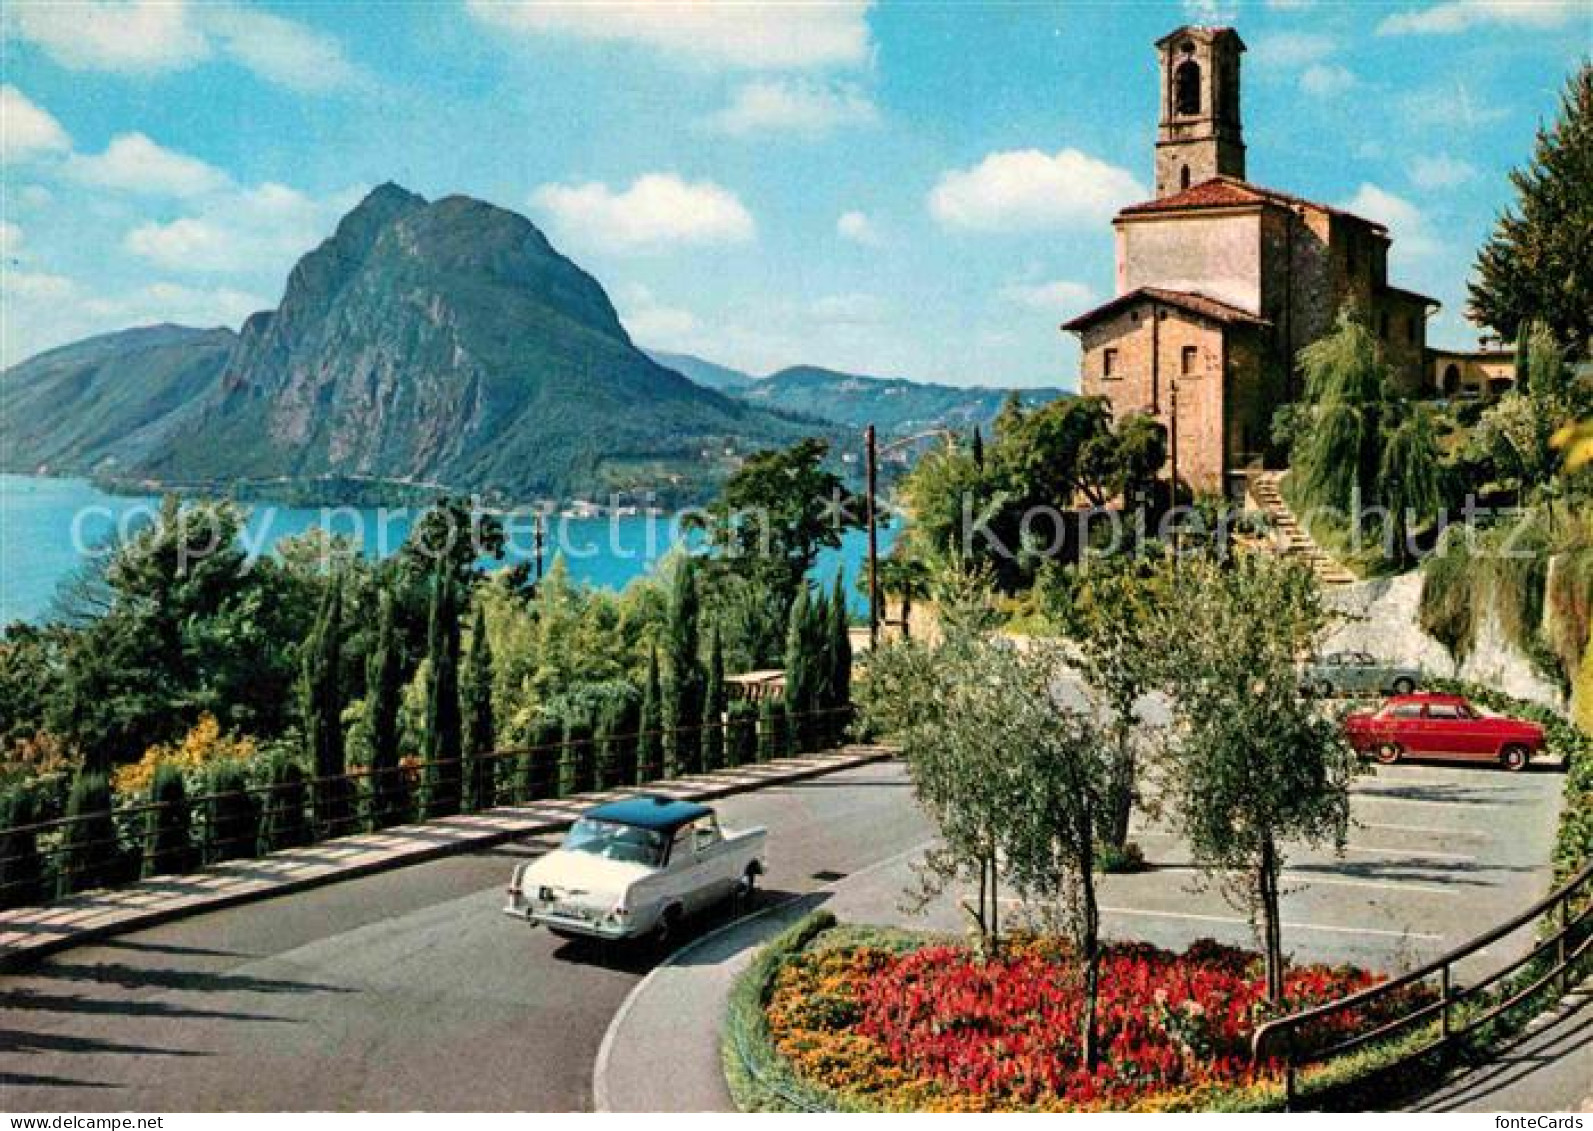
[1175,59,1201,116]
[1180,165,1191,191]
[1103,348,1119,379]
[1181,345,1197,376]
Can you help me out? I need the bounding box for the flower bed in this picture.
[764,934,1431,1112]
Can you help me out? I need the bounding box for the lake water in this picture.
[0,474,896,625]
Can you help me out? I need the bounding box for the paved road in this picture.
[0,757,1564,1111]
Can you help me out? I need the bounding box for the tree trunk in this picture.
[1079,832,1101,1072]
[1104,725,1136,850]
[1259,834,1286,1004]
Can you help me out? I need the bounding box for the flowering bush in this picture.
[113,715,259,797]
[766,935,1429,1112]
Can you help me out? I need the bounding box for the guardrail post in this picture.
[1440,964,1452,1044]
[1555,892,1569,998]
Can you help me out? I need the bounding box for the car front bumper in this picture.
[502,896,638,939]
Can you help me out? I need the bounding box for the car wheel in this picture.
[1392,677,1416,695]
[734,866,758,911]
[1316,680,1336,699]
[1501,744,1529,772]
[652,904,683,949]
[1374,742,1402,765]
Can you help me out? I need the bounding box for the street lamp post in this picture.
[865,424,880,649]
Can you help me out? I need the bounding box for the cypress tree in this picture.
[0,788,44,908]
[303,578,349,834]
[207,764,259,863]
[663,557,704,777]
[366,588,406,828]
[638,648,663,784]
[423,570,463,817]
[702,626,726,772]
[828,569,854,744]
[971,425,985,471]
[261,758,311,849]
[463,604,496,812]
[728,700,758,766]
[58,772,120,896]
[757,696,779,763]
[784,585,824,751]
[144,763,194,877]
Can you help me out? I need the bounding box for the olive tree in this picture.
[1160,556,1357,1003]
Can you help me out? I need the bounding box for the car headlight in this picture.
[538,886,554,902]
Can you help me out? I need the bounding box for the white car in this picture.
[503,795,766,943]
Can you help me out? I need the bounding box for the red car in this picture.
[1342,693,1545,771]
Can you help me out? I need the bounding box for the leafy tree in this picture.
[692,438,861,614]
[365,589,406,828]
[873,549,932,639]
[1472,322,1588,522]
[1059,559,1170,852]
[143,763,195,877]
[0,788,44,908]
[207,763,260,863]
[463,604,496,811]
[702,626,726,772]
[302,578,349,832]
[561,713,596,796]
[423,570,463,816]
[1469,62,1593,352]
[1290,306,1390,519]
[1160,556,1356,1003]
[638,647,663,783]
[1378,407,1445,565]
[58,772,121,896]
[662,557,703,777]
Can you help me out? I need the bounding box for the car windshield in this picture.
[563,819,667,866]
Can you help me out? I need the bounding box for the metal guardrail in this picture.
[1252,858,1593,1108]
[0,705,854,908]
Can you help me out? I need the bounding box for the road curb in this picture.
[0,746,895,974]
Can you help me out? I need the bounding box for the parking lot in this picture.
[825,758,1565,978]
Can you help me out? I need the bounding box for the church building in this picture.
[1062,26,1438,498]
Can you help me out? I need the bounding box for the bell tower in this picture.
[1154,26,1246,198]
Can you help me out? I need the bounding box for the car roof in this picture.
[1384,692,1466,706]
[583,795,713,833]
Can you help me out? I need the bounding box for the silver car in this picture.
[1301,651,1421,698]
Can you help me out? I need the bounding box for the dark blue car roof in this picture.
[584,795,712,833]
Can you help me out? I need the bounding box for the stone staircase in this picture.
[1248,470,1359,586]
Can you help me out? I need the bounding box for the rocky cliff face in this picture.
[1321,573,1568,711]
[134,184,801,499]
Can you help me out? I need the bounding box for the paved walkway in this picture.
[0,746,893,972]
[1409,987,1593,1113]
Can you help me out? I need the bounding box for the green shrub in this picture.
[143,763,195,877]
[757,698,779,763]
[561,716,594,796]
[1098,840,1147,874]
[729,701,759,766]
[0,787,44,908]
[57,772,123,896]
[261,758,312,849]
[518,719,562,801]
[206,764,260,863]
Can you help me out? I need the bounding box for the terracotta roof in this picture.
[1117,176,1387,232]
[1061,286,1270,333]
[1379,284,1442,309]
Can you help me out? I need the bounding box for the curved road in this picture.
[1,756,1563,1111]
[0,762,930,1111]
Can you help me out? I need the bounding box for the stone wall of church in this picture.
[1079,301,1228,494]
[1118,212,1262,314]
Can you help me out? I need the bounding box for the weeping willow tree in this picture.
[1379,408,1444,566]
[1291,306,1391,522]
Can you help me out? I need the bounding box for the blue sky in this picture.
[2,1,1588,387]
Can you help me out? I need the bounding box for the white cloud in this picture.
[929,148,1145,232]
[704,79,877,137]
[1378,0,1583,34]
[465,0,873,70]
[1408,153,1478,189]
[1183,0,1240,21]
[1343,183,1441,262]
[0,86,71,162]
[1299,63,1358,96]
[836,210,883,246]
[0,221,22,257]
[67,133,232,198]
[811,292,887,325]
[615,283,701,345]
[9,0,360,91]
[531,174,755,254]
[4,269,74,300]
[200,4,363,93]
[999,279,1096,312]
[1252,32,1337,68]
[124,182,357,273]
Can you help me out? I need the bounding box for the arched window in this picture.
[1442,364,1461,396]
[1175,59,1201,116]
[1180,164,1191,191]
